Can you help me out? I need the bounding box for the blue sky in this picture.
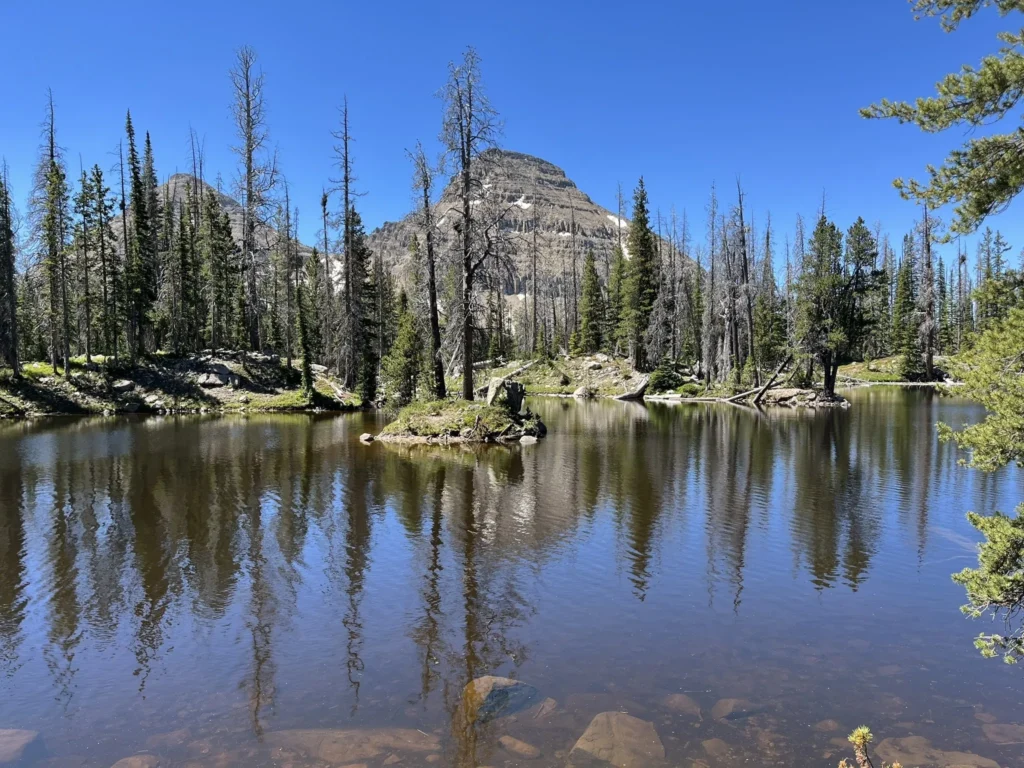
[2,0,1018,267]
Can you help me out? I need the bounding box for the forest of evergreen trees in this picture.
[2,46,1023,407]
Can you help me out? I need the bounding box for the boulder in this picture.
[111,380,134,393]
[264,729,440,764]
[814,719,841,733]
[0,730,38,764]
[874,736,998,767]
[520,435,538,445]
[567,712,665,768]
[584,361,602,371]
[573,386,594,399]
[197,373,231,388]
[459,676,538,724]
[359,433,375,443]
[498,735,540,759]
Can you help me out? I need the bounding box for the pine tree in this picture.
[753,241,786,373]
[794,214,872,396]
[73,168,96,363]
[0,167,18,375]
[303,248,325,364]
[381,291,423,408]
[296,282,314,396]
[619,177,659,370]
[124,111,153,360]
[43,159,72,374]
[605,245,626,354]
[864,2,1024,235]
[938,304,1024,662]
[577,249,605,354]
[894,251,924,380]
[89,166,118,361]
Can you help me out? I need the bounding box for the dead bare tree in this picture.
[410,142,446,399]
[439,47,501,400]
[230,45,277,351]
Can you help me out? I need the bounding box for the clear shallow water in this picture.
[0,388,1022,767]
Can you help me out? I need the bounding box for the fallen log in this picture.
[753,354,793,406]
[723,387,759,404]
[615,374,650,401]
[474,359,539,396]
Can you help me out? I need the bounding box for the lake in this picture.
[1,388,1021,767]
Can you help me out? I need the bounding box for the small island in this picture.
[375,379,546,445]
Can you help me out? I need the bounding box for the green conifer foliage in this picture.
[577,250,605,354]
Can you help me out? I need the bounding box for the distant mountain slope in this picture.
[368,149,648,292]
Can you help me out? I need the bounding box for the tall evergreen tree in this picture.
[381,291,423,408]
[296,282,314,395]
[576,249,605,354]
[619,177,659,370]
[605,245,626,354]
[0,167,18,375]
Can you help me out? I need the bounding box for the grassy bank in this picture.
[0,352,361,419]
[378,399,545,443]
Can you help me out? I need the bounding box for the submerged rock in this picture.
[874,735,999,767]
[498,735,540,759]
[567,712,665,768]
[460,676,538,724]
[527,697,558,720]
[982,723,1024,744]
[0,730,38,764]
[110,757,161,768]
[520,435,538,445]
[814,719,841,732]
[264,729,440,764]
[662,693,702,719]
[710,697,756,721]
[145,729,191,750]
[701,738,731,759]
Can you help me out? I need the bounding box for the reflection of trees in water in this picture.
[0,462,27,677]
[0,395,971,746]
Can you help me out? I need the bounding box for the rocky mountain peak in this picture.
[369,149,636,292]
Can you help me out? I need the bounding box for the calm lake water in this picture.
[1,388,1022,767]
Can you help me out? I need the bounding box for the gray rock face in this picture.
[0,730,38,764]
[368,149,679,293]
[567,712,665,768]
[460,675,538,724]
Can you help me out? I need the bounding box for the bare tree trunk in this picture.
[531,211,538,354]
[736,181,757,385]
[413,146,445,399]
[321,191,334,370]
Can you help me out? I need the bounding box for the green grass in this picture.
[381,400,521,438]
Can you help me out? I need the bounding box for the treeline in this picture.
[2,47,1023,406]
